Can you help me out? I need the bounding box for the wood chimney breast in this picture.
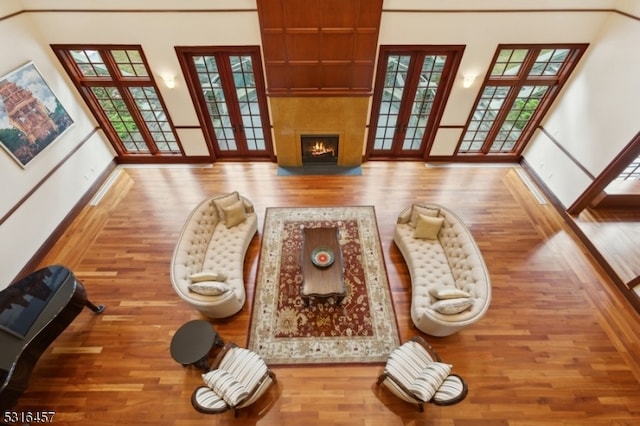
[256,0,383,96]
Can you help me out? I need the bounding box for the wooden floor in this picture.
[574,207,640,287]
[15,161,640,425]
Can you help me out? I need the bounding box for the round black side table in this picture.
[170,320,224,371]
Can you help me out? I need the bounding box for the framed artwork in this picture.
[0,62,74,167]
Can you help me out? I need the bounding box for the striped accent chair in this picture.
[376,336,468,412]
[191,342,276,417]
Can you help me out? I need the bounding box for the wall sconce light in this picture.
[462,75,476,88]
[162,75,176,89]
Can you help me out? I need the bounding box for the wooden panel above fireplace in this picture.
[257,0,382,96]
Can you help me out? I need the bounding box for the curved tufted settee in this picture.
[171,192,258,319]
[393,203,491,336]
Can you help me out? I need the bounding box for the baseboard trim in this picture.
[12,160,118,284]
[520,159,640,313]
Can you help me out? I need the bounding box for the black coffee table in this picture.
[170,320,224,371]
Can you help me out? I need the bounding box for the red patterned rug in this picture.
[248,206,400,365]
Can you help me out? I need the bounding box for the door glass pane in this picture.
[229,55,266,151]
[402,55,446,151]
[490,85,548,152]
[92,86,147,153]
[373,55,410,150]
[193,55,237,151]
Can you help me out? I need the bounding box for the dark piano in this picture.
[0,265,104,410]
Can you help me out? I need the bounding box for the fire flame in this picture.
[310,141,335,156]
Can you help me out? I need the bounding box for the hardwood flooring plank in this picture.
[9,161,639,425]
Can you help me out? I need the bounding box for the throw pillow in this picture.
[429,286,471,300]
[408,362,452,402]
[413,214,444,240]
[223,199,247,228]
[202,369,249,406]
[189,271,228,282]
[189,281,231,296]
[432,297,474,315]
[409,204,441,228]
[213,192,240,221]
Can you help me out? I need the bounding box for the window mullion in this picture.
[518,48,540,82]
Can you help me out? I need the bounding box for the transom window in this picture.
[457,44,587,157]
[52,45,183,159]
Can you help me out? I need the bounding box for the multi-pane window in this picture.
[616,155,640,180]
[52,46,182,157]
[458,45,586,156]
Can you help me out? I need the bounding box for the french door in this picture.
[367,46,463,159]
[177,47,274,160]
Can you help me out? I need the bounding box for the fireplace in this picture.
[301,134,339,164]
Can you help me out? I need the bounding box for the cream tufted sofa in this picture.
[393,203,491,336]
[171,192,258,318]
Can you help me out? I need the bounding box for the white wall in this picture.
[378,7,610,156]
[523,11,640,206]
[0,9,115,287]
[25,3,262,156]
[0,1,262,287]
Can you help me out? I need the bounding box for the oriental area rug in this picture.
[248,206,400,365]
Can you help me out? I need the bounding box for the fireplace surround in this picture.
[269,97,368,167]
[301,134,339,164]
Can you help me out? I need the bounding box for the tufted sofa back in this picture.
[172,199,220,290]
[170,194,258,318]
[437,208,490,303]
[394,203,491,336]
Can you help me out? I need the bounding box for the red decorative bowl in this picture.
[311,247,335,268]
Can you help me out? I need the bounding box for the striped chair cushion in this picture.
[192,386,229,413]
[219,347,268,390]
[433,374,466,404]
[384,340,436,386]
[202,369,249,406]
[407,362,452,402]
